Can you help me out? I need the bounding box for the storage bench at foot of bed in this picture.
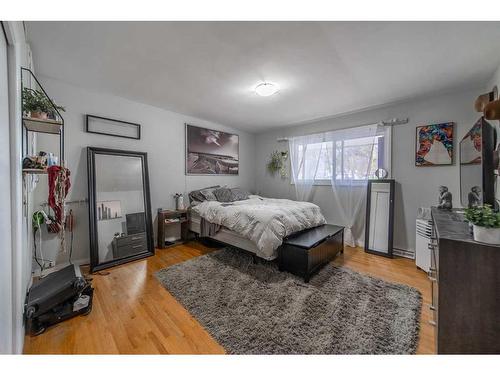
[278,224,344,282]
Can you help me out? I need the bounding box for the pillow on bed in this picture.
[213,187,233,202]
[230,188,249,201]
[213,187,250,202]
[200,188,218,201]
[189,185,220,204]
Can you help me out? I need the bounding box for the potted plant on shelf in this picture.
[22,87,65,121]
[464,205,500,245]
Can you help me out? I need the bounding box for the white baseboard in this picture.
[393,247,415,259]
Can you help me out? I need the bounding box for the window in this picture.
[290,124,390,185]
[335,135,384,181]
[297,142,333,180]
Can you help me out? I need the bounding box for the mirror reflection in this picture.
[460,122,483,208]
[94,154,148,263]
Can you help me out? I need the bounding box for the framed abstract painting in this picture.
[185,124,239,175]
[415,122,454,166]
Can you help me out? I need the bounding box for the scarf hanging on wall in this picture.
[47,165,71,252]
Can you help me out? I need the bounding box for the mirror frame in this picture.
[364,179,395,258]
[87,147,155,273]
[459,118,497,208]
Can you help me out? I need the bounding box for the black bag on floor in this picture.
[24,264,93,336]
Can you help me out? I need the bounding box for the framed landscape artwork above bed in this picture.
[186,124,239,175]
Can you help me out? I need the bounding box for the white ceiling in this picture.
[26,21,500,133]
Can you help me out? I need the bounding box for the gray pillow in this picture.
[213,187,233,202]
[189,185,220,204]
[200,188,217,201]
[230,188,249,201]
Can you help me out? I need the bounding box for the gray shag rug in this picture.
[155,248,421,354]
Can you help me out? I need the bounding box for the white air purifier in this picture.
[415,218,433,272]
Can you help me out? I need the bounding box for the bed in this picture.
[188,187,326,260]
[190,211,261,254]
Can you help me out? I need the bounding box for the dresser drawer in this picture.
[115,240,147,257]
[115,232,146,246]
[113,233,148,258]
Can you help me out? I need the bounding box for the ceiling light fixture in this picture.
[255,82,279,97]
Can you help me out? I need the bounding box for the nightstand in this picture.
[157,209,189,249]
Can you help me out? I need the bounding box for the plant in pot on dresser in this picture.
[464,205,500,245]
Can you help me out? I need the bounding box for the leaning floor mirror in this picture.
[87,147,154,272]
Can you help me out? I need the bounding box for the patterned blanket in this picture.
[192,195,326,260]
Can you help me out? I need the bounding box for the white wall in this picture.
[0,22,13,355]
[1,21,33,354]
[35,77,256,266]
[255,87,485,255]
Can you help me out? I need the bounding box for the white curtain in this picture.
[289,124,388,247]
[289,132,326,201]
[326,124,381,246]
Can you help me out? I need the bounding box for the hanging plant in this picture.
[267,150,288,178]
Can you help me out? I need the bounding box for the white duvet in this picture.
[192,195,326,260]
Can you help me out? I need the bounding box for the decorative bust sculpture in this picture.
[437,185,452,209]
[468,186,481,208]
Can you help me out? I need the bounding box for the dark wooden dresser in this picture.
[112,232,148,258]
[430,207,500,354]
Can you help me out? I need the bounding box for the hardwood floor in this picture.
[23,242,435,354]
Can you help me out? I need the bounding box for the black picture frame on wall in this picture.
[185,123,239,175]
[87,147,154,273]
[86,114,141,140]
